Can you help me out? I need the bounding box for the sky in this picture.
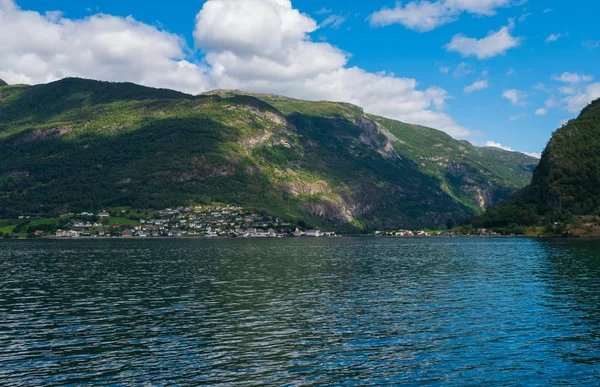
[2,0,600,157]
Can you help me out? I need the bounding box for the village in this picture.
[375,227,499,238]
[8,206,499,239]
[50,205,338,239]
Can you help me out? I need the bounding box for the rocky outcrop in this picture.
[355,116,399,160]
[6,126,72,147]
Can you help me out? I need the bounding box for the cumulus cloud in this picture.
[194,0,471,137]
[485,141,541,159]
[369,0,517,32]
[464,80,489,93]
[535,108,547,116]
[552,72,594,84]
[502,89,527,106]
[446,22,522,59]
[0,0,473,138]
[564,83,600,113]
[0,0,209,93]
[485,141,513,151]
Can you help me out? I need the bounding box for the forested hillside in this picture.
[473,98,600,233]
[0,78,537,231]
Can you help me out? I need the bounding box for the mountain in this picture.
[0,78,537,231]
[473,98,600,232]
[0,79,7,87]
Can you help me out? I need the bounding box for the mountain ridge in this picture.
[473,98,600,233]
[0,77,538,230]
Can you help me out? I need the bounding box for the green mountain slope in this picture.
[473,98,600,230]
[0,79,7,87]
[0,78,537,230]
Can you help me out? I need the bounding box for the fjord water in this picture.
[1,238,599,385]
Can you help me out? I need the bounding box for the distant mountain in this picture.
[473,98,600,231]
[0,79,7,87]
[0,78,537,231]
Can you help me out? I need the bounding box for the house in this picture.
[293,228,303,237]
[122,230,133,238]
[305,230,322,237]
[323,231,336,237]
[98,211,110,218]
[34,230,44,236]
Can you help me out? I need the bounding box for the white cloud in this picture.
[439,65,450,74]
[464,80,489,93]
[452,62,474,78]
[485,141,541,159]
[369,0,516,32]
[545,33,566,43]
[0,0,472,138]
[194,0,471,138]
[543,8,553,13]
[0,0,209,93]
[564,83,600,113]
[532,83,552,93]
[545,97,559,108]
[558,86,577,95]
[552,72,594,84]
[320,14,346,29]
[485,141,513,151]
[535,108,547,116]
[518,12,531,22]
[446,22,522,59]
[502,89,527,106]
[507,68,516,76]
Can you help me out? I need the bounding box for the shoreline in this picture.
[3,234,599,240]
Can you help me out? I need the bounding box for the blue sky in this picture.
[4,0,600,157]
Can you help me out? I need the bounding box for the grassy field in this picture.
[108,217,139,226]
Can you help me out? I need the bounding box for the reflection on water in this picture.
[0,238,599,385]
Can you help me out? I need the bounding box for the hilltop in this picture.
[0,78,537,231]
[473,98,600,235]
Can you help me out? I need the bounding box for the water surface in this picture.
[1,238,600,385]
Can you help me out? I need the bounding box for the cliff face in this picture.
[0,78,537,231]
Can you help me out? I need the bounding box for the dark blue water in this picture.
[1,238,599,386]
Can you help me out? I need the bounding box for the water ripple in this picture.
[1,238,600,385]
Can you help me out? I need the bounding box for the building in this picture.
[305,230,322,237]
